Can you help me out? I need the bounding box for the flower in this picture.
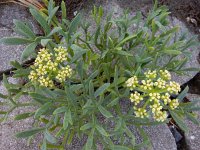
[150,102,163,114]
[144,70,157,79]
[149,93,161,101]
[134,107,148,118]
[153,110,167,122]
[167,81,181,94]
[38,76,54,88]
[126,69,181,122]
[159,70,171,81]
[154,78,166,89]
[126,76,138,90]
[29,47,72,88]
[169,99,179,110]
[130,91,143,105]
[56,66,73,82]
[141,79,153,90]
[161,93,171,105]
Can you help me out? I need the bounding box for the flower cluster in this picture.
[126,70,181,122]
[29,47,72,87]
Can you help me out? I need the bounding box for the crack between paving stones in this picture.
[0,58,35,80]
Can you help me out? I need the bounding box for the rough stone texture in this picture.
[0,4,40,33]
[1,0,199,149]
[81,0,200,85]
[0,78,41,150]
[0,4,41,72]
[144,125,177,150]
[184,94,200,150]
[0,28,25,72]
[170,18,200,85]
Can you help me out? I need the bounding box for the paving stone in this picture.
[0,3,41,34]
[143,124,177,150]
[0,28,25,72]
[0,4,41,72]
[81,0,200,85]
[0,78,41,150]
[170,18,200,85]
[184,94,200,150]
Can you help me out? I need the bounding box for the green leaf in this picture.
[68,14,81,35]
[98,105,113,118]
[169,110,189,133]
[107,97,119,107]
[30,8,51,34]
[85,129,94,150]
[47,27,62,37]
[34,102,52,119]
[13,19,36,39]
[15,113,32,120]
[61,1,67,19]
[66,109,73,125]
[70,44,87,63]
[0,37,33,45]
[185,112,199,125]
[21,42,37,61]
[63,110,72,130]
[80,123,92,131]
[48,6,59,24]
[29,93,49,104]
[162,50,182,55]
[41,39,52,47]
[116,34,136,47]
[113,50,133,56]
[16,128,44,138]
[44,130,57,144]
[177,86,189,101]
[53,106,67,115]
[112,145,131,150]
[94,83,110,98]
[41,140,47,150]
[96,125,109,137]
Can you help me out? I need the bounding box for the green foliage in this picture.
[0,1,199,150]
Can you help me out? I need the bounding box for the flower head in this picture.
[141,79,153,90]
[126,76,138,90]
[169,99,179,110]
[144,70,157,79]
[29,47,72,88]
[159,70,171,81]
[134,107,148,118]
[167,81,181,94]
[126,69,181,122]
[130,91,143,105]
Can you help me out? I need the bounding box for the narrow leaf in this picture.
[16,128,44,138]
[98,105,113,118]
[21,42,37,61]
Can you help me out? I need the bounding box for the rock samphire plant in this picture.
[0,0,199,149]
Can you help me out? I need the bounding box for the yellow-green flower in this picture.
[154,78,166,89]
[141,79,153,90]
[126,69,181,122]
[169,99,179,110]
[161,93,171,105]
[153,110,167,122]
[134,107,148,118]
[130,91,143,105]
[167,81,181,94]
[159,70,171,81]
[126,76,138,90]
[29,47,73,88]
[144,70,157,79]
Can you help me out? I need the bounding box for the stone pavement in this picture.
[0,1,200,150]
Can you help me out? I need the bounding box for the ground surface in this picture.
[0,0,200,150]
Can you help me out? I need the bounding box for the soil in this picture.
[159,0,200,39]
